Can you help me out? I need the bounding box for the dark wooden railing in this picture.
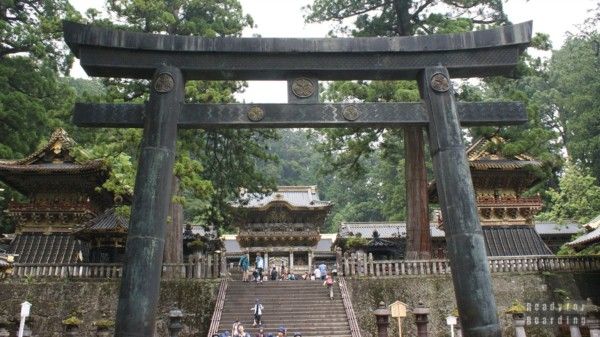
[338,277,362,337]
[207,279,228,337]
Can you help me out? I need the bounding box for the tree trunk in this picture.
[164,176,184,265]
[404,126,431,259]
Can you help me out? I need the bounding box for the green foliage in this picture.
[71,141,136,201]
[576,243,600,256]
[78,0,278,231]
[107,0,252,36]
[304,0,506,37]
[303,1,509,228]
[62,316,82,326]
[0,1,81,232]
[556,244,577,256]
[540,163,600,224]
[0,57,75,159]
[505,300,526,314]
[344,236,369,250]
[93,319,115,329]
[0,0,81,72]
[547,33,600,181]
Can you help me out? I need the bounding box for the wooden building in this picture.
[338,136,578,259]
[429,135,553,256]
[226,186,335,273]
[337,222,447,259]
[0,129,123,263]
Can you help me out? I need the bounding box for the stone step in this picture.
[218,323,351,330]
[216,280,352,337]
[214,330,352,337]
[221,305,346,317]
[219,323,350,336]
[221,314,347,325]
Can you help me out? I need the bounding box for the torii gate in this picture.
[63,21,532,337]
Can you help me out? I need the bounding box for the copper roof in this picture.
[466,136,542,169]
[75,208,128,238]
[482,226,552,256]
[0,128,105,173]
[8,233,87,264]
[0,129,108,195]
[534,222,582,236]
[339,222,446,239]
[567,227,600,248]
[234,186,332,210]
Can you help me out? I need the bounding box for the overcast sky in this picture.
[69,0,598,103]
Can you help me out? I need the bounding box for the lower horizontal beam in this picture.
[73,102,526,129]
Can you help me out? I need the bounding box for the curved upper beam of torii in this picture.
[63,21,532,80]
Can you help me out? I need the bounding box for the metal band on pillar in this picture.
[114,66,184,337]
[420,66,500,337]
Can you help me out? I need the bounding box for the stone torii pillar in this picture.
[115,66,183,336]
[420,66,499,337]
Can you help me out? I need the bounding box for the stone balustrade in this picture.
[9,256,223,279]
[5,255,599,279]
[341,254,600,277]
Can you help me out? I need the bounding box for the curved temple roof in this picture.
[63,21,532,80]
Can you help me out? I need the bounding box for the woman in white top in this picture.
[313,267,321,280]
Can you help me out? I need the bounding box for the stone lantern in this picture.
[168,309,183,337]
[585,298,600,337]
[413,301,430,337]
[373,301,391,337]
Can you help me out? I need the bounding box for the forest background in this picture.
[0,0,599,247]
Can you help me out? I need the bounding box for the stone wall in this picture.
[0,271,597,337]
[0,279,219,337]
[346,271,600,337]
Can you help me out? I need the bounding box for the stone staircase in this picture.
[215,280,352,337]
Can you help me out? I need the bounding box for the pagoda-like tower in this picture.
[466,136,544,225]
[0,129,113,263]
[429,136,552,256]
[230,186,333,272]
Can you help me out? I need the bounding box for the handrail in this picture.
[207,279,228,337]
[339,277,362,337]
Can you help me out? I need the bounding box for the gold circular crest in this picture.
[430,73,450,93]
[291,77,316,98]
[342,105,360,121]
[247,106,265,122]
[154,72,175,93]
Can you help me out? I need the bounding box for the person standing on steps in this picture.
[237,324,251,337]
[323,274,335,299]
[313,266,321,280]
[239,255,250,282]
[318,262,327,281]
[232,320,240,337]
[255,327,266,337]
[251,298,264,327]
[255,253,264,283]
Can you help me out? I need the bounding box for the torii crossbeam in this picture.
[64,21,533,337]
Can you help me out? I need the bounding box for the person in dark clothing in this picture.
[270,267,278,281]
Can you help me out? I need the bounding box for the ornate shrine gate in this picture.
[64,21,532,337]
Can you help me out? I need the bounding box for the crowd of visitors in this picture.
[238,254,337,283]
[219,323,302,337]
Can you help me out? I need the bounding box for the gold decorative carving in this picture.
[154,72,175,93]
[291,77,316,98]
[247,106,265,122]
